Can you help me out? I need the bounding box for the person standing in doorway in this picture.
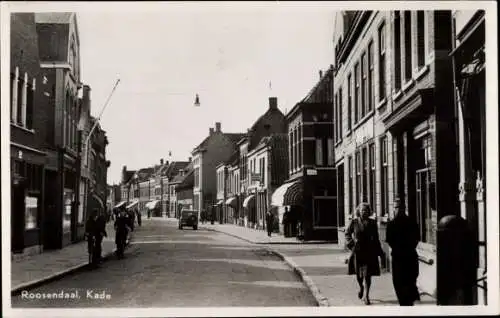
[386,198,420,306]
[265,210,275,237]
[345,202,385,305]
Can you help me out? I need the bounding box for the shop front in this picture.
[225,196,238,224]
[243,194,256,228]
[146,200,161,217]
[10,146,46,256]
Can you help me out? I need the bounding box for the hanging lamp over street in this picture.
[194,93,200,107]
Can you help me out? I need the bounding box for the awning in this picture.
[92,193,105,209]
[214,200,224,206]
[126,199,139,209]
[242,195,256,209]
[145,200,160,210]
[225,197,237,208]
[271,181,303,207]
[114,201,127,209]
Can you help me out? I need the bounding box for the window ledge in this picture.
[415,64,430,81]
[392,90,403,102]
[376,98,387,110]
[352,110,374,130]
[11,122,35,134]
[345,129,352,137]
[402,79,415,93]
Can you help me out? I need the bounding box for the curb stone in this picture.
[11,243,137,296]
[201,225,329,307]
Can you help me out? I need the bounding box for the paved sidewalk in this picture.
[201,223,436,307]
[11,222,134,294]
[200,223,335,244]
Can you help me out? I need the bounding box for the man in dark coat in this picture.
[345,202,384,305]
[136,208,142,226]
[85,208,107,266]
[114,208,130,258]
[265,210,274,237]
[386,198,420,306]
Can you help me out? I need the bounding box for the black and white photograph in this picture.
[1,1,498,317]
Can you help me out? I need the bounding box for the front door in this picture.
[11,179,26,253]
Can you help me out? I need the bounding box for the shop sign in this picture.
[306,169,317,176]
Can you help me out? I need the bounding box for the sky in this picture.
[74,4,335,184]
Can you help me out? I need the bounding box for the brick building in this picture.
[191,122,245,222]
[272,67,336,241]
[332,10,458,298]
[34,12,85,249]
[10,13,49,256]
[223,151,241,225]
[237,97,287,229]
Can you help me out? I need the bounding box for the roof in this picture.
[193,132,246,154]
[162,161,190,179]
[171,161,194,184]
[136,167,154,182]
[176,168,194,190]
[123,170,136,184]
[35,12,74,24]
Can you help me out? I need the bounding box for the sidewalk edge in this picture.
[11,243,135,296]
[266,247,330,307]
[201,225,329,307]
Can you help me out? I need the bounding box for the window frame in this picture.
[378,22,387,102]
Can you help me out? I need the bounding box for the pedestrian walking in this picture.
[282,207,290,237]
[386,198,420,306]
[147,208,151,219]
[265,210,275,237]
[136,208,142,226]
[114,208,131,259]
[85,208,107,267]
[345,202,385,305]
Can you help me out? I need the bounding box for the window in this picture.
[63,190,73,233]
[298,125,302,167]
[381,136,389,216]
[415,134,435,244]
[361,52,367,118]
[315,138,324,166]
[417,11,426,67]
[327,138,334,166]
[369,143,376,214]
[404,11,412,82]
[362,147,368,202]
[25,196,38,230]
[378,22,386,101]
[10,71,16,122]
[354,62,360,123]
[355,151,361,206]
[294,127,299,171]
[394,11,402,91]
[368,41,374,112]
[347,73,352,131]
[17,75,24,125]
[334,93,338,142]
[338,88,343,139]
[289,131,293,173]
[348,156,354,216]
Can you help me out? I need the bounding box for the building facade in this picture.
[215,163,228,223]
[247,133,289,232]
[224,152,241,225]
[272,67,336,241]
[451,10,486,305]
[34,12,84,249]
[191,122,245,221]
[333,10,459,298]
[10,13,49,256]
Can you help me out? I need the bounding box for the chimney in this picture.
[215,122,221,132]
[209,128,214,135]
[319,70,323,79]
[269,97,278,110]
[82,85,91,117]
[160,159,164,165]
[166,161,169,166]
[189,157,192,162]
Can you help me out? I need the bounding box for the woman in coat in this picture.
[345,202,385,305]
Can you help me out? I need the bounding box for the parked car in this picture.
[179,209,199,230]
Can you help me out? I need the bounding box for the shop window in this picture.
[369,143,376,214]
[298,125,302,168]
[25,196,38,230]
[327,138,334,166]
[355,151,361,206]
[63,190,73,233]
[380,136,389,216]
[362,147,368,202]
[348,156,354,216]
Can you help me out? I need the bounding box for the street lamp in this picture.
[194,93,200,107]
